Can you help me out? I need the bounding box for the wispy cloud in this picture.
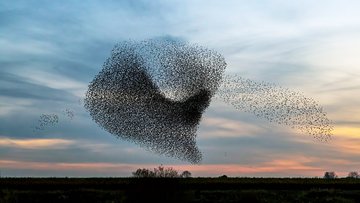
[333,127,360,139]
[200,117,263,138]
[0,137,74,149]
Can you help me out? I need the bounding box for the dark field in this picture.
[2,178,360,203]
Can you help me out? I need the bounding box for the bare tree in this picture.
[154,166,178,178]
[132,166,179,178]
[347,171,359,178]
[323,171,337,179]
[154,165,165,177]
[132,168,155,178]
[180,171,192,178]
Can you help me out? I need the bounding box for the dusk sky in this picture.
[1,0,360,177]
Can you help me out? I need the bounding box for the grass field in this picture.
[2,177,360,202]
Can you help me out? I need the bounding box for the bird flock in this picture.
[84,38,226,163]
[216,74,333,142]
[81,37,333,163]
[34,113,59,131]
[34,109,75,132]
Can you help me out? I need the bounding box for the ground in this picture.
[1,178,360,202]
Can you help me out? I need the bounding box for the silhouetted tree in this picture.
[132,166,180,178]
[347,171,359,178]
[180,170,192,178]
[132,168,155,178]
[154,165,178,178]
[323,171,337,179]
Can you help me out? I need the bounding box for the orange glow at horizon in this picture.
[333,127,360,139]
[0,158,325,177]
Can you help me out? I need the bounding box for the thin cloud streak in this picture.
[200,117,263,138]
[0,137,74,149]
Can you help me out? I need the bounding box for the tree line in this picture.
[132,165,191,178]
[324,171,360,179]
[132,167,360,179]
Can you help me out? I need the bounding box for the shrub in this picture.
[347,171,359,178]
[323,172,337,179]
[180,171,192,178]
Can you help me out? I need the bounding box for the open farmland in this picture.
[2,178,360,202]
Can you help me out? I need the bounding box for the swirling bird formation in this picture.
[84,37,333,163]
[84,38,226,163]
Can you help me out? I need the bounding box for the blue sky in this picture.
[1,0,360,177]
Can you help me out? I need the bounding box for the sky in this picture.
[1,0,360,177]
